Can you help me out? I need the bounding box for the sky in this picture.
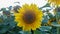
[0,0,48,8]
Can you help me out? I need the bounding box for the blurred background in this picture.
[0,0,47,8]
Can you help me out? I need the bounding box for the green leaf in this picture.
[47,12,54,19]
[39,26,52,31]
[23,31,31,34]
[0,25,10,33]
[52,22,60,27]
[34,30,41,34]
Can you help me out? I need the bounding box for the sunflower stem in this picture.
[56,6,60,34]
[56,7,59,24]
[57,27,60,34]
[31,30,34,34]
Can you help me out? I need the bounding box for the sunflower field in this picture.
[0,0,60,34]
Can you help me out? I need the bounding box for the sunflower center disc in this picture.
[23,11,36,24]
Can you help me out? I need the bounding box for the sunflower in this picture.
[14,4,43,31]
[48,18,56,25]
[53,7,60,14]
[48,0,60,6]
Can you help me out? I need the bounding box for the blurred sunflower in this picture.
[48,0,60,6]
[53,7,60,24]
[14,4,43,31]
[48,18,56,25]
[53,7,60,14]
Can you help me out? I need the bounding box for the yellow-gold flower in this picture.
[48,18,56,25]
[14,4,43,31]
[48,0,60,6]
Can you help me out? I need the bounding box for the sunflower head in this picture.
[48,18,56,25]
[48,0,60,6]
[14,4,43,31]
